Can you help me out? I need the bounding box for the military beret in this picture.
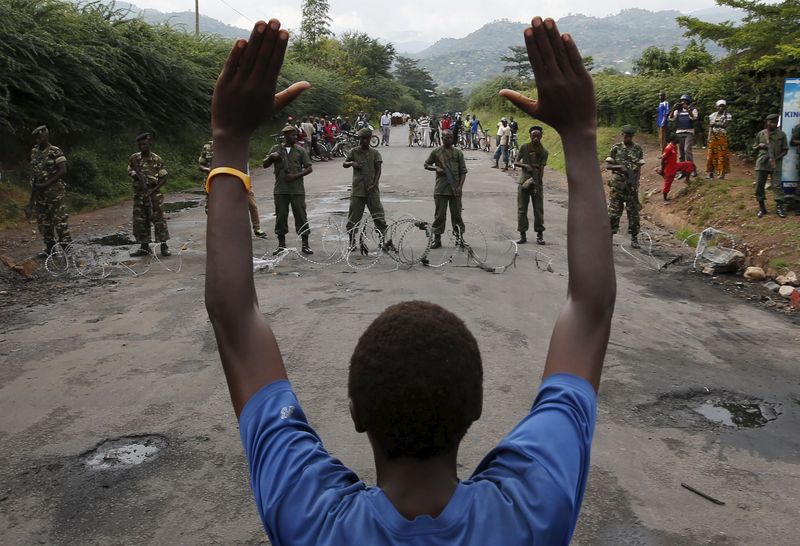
[281,124,298,134]
[765,113,780,121]
[621,125,637,135]
[529,126,544,134]
[136,132,150,142]
[357,128,373,138]
[32,125,48,136]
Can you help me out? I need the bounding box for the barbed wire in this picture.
[43,241,190,280]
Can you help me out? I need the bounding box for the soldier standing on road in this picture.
[28,125,71,257]
[606,125,645,249]
[408,117,418,146]
[263,125,314,255]
[199,140,267,238]
[128,133,171,257]
[753,113,789,218]
[514,126,549,245]
[424,130,467,249]
[343,128,393,252]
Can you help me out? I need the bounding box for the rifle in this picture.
[435,149,459,194]
[131,156,154,219]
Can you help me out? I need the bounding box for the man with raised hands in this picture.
[205,16,615,546]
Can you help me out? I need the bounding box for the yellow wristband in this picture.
[205,167,251,194]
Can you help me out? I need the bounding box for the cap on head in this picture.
[32,125,48,136]
[765,113,779,121]
[716,99,727,107]
[282,124,298,134]
[357,128,372,138]
[529,125,543,134]
[680,94,691,102]
[621,125,637,135]
[135,132,150,142]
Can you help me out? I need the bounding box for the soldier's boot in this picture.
[37,243,55,259]
[381,238,396,252]
[130,244,151,257]
[777,203,787,218]
[516,232,527,244]
[630,235,641,249]
[253,228,268,239]
[160,242,171,257]
[757,200,767,218]
[273,235,286,256]
[301,234,314,255]
[536,231,546,245]
[430,234,442,249]
[348,231,357,252]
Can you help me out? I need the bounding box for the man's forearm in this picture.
[205,138,256,322]
[562,133,615,308]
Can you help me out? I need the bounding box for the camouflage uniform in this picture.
[30,144,71,250]
[128,152,170,244]
[198,141,213,214]
[607,142,644,236]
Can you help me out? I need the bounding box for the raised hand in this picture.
[211,20,310,145]
[499,17,595,139]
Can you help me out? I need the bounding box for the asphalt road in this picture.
[1,134,799,545]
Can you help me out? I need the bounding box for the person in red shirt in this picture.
[658,134,696,200]
[441,115,451,131]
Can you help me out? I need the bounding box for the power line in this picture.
[213,0,255,24]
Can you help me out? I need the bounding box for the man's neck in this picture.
[374,449,459,520]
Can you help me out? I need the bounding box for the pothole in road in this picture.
[636,390,781,430]
[163,200,201,212]
[81,435,168,470]
[91,233,136,246]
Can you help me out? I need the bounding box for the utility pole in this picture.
[194,0,199,36]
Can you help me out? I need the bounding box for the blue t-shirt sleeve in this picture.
[471,373,597,544]
[238,380,362,544]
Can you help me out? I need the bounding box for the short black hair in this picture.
[348,301,483,459]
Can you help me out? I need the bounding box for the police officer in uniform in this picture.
[128,133,171,257]
[514,126,549,245]
[28,125,71,257]
[606,125,644,249]
[263,125,314,255]
[424,130,468,249]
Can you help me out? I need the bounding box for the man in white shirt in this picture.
[380,111,392,146]
[494,117,512,170]
[419,115,431,148]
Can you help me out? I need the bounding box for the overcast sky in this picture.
[133,0,721,44]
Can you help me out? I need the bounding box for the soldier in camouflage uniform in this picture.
[424,130,468,249]
[28,125,71,257]
[606,125,645,249]
[199,140,267,237]
[128,133,170,257]
[263,125,314,255]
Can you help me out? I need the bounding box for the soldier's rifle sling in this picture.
[132,158,154,218]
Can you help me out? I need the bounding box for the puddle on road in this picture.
[82,435,167,470]
[163,200,201,213]
[636,389,782,430]
[695,400,779,428]
[91,233,136,246]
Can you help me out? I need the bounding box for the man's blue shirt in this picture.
[239,373,596,546]
[658,100,670,128]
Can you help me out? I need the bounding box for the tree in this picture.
[299,0,332,45]
[340,32,395,78]
[583,56,595,72]
[633,46,675,74]
[440,88,466,114]
[677,0,800,71]
[633,41,712,75]
[501,46,532,79]
[394,56,438,109]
